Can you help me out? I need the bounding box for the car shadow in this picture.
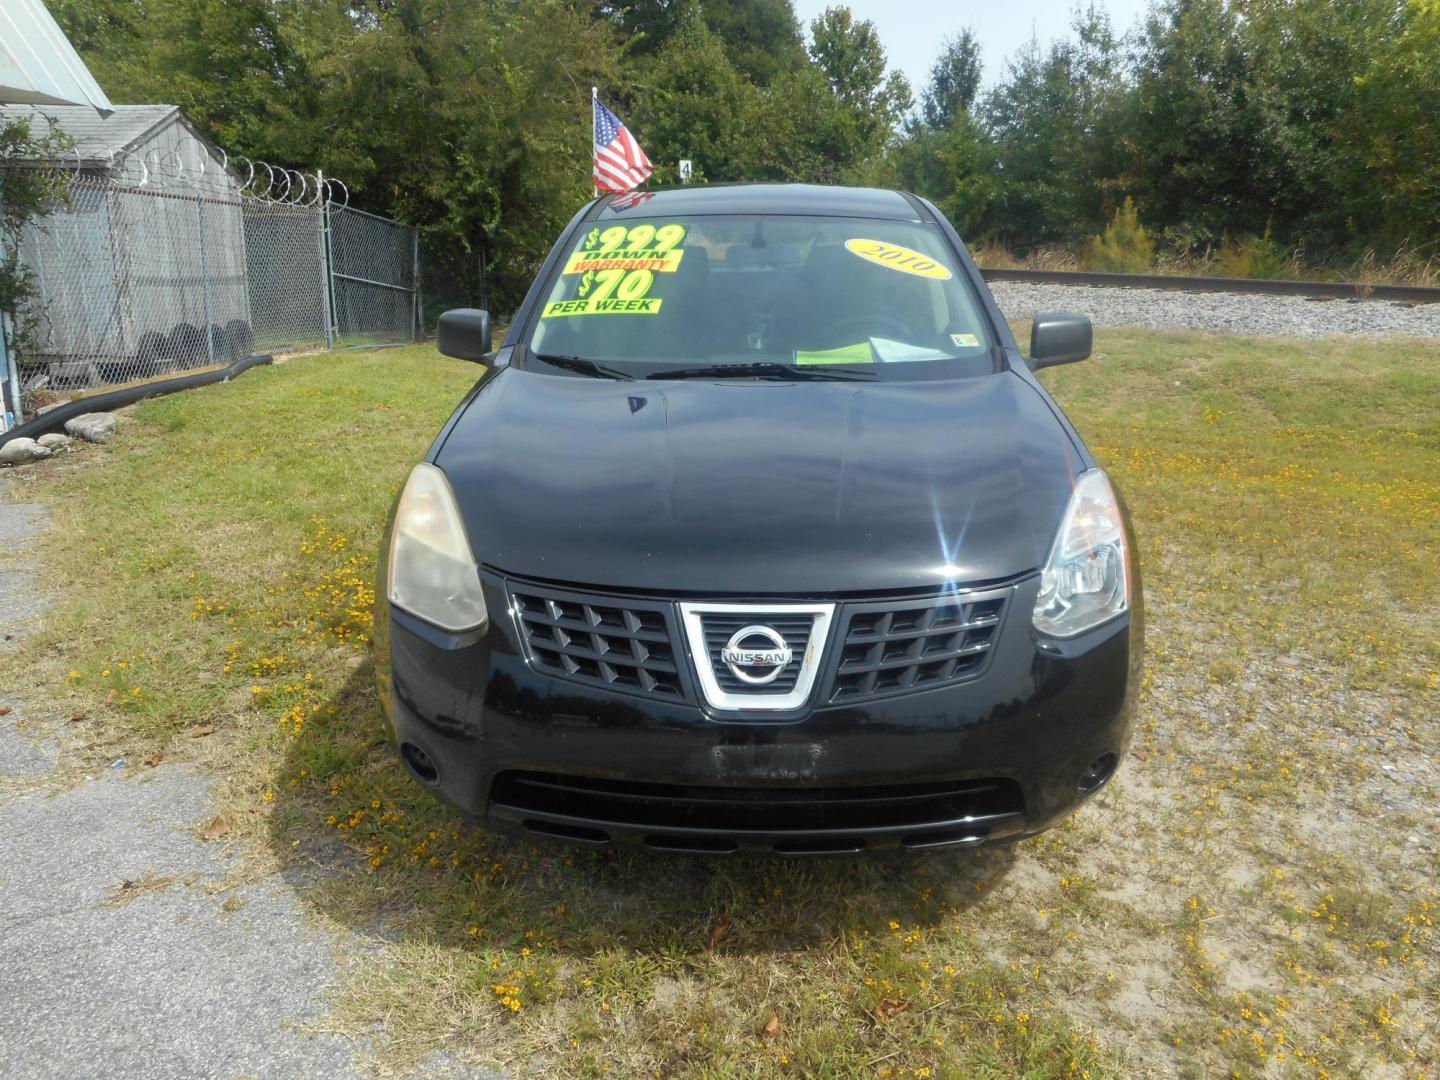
[270,662,1018,959]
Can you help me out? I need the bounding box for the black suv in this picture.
[375,184,1142,856]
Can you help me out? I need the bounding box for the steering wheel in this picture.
[816,312,913,351]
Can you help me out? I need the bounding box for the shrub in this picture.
[1347,240,1440,287]
[968,237,1016,269]
[1215,230,1290,279]
[1084,197,1154,273]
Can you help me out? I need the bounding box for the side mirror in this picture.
[1029,311,1092,369]
[437,308,492,362]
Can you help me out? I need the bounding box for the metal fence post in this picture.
[318,176,335,351]
[411,228,422,341]
[196,193,216,364]
[1,311,19,431]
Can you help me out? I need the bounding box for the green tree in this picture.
[54,0,309,165]
[889,119,998,237]
[741,62,876,183]
[631,3,760,182]
[274,0,621,309]
[1341,0,1440,248]
[888,27,994,236]
[45,0,141,53]
[981,6,1127,245]
[806,7,912,171]
[599,0,805,85]
[921,30,982,130]
[699,0,805,85]
[1126,0,1292,249]
[1244,0,1439,253]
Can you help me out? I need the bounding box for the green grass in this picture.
[1,334,1437,1078]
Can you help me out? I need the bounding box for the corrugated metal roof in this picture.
[0,0,114,113]
[0,103,181,165]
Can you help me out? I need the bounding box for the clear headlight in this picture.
[1032,469,1130,638]
[387,463,488,632]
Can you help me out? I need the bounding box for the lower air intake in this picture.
[488,771,1026,853]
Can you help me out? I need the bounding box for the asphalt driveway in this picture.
[0,494,365,1080]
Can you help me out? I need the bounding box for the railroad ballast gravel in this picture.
[989,281,1440,338]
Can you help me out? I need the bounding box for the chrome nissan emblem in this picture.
[720,625,793,685]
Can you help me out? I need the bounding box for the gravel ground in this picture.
[989,280,1440,337]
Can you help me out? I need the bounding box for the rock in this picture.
[64,412,117,443]
[36,433,72,451]
[0,438,54,466]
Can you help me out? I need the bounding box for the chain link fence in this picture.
[241,197,329,356]
[9,172,457,408]
[417,230,488,336]
[329,205,419,343]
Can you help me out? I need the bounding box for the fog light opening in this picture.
[1077,752,1118,793]
[399,741,440,786]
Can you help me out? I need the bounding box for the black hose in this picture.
[0,353,273,450]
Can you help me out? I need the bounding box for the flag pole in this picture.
[591,86,599,198]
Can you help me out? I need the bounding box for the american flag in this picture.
[593,96,653,194]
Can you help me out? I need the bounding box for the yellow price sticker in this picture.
[844,239,953,280]
[542,297,663,317]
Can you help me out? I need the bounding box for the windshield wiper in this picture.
[644,362,875,382]
[532,353,636,380]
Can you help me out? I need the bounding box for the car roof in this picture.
[594,183,926,221]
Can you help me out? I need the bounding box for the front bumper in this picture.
[374,572,1141,855]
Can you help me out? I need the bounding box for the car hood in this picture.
[436,368,1082,596]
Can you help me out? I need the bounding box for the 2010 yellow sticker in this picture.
[844,239,953,280]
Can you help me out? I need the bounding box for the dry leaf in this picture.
[198,815,232,841]
[763,1014,781,1038]
[707,915,731,951]
[105,689,118,704]
[68,714,88,723]
[187,723,216,738]
[0,706,12,716]
[102,872,180,907]
[143,751,164,768]
[876,997,911,1021]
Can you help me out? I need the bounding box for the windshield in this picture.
[525,213,997,380]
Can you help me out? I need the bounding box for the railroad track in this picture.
[977,267,1440,305]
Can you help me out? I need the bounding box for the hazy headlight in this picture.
[1032,469,1130,638]
[387,463,488,632]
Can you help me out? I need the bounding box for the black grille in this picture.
[827,594,1006,703]
[489,770,1026,853]
[699,612,814,693]
[511,586,686,700]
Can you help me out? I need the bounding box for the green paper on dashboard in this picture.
[794,342,875,365]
